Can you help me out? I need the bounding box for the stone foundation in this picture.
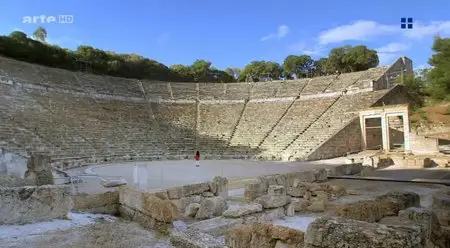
[0,184,73,224]
[73,191,120,215]
[304,216,426,248]
[226,222,305,248]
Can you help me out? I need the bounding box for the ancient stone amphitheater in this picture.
[0,56,411,168]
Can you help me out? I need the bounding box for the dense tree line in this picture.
[398,37,450,106]
[0,27,380,83]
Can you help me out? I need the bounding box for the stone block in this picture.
[202,191,214,197]
[304,216,426,248]
[335,200,382,222]
[170,229,225,248]
[376,191,420,216]
[141,194,179,223]
[189,216,243,236]
[222,203,263,218]
[258,207,286,222]
[255,194,291,209]
[285,203,295,217]
[195,196,228,220]
[226,223,304,248]
[268,185,286,196]
[182,182,211,197]
[0,185,73,224]
[73,191,119,215]
[184,203,201,218]
[291,198,309,212]
[167,186,184,199]
[286,186,306,197]
[313,168,327,182]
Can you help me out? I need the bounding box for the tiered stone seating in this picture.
[224,83,251,100]
[142,81,172,100]
[258,97,337,157]
[229,101,291,149]
[76,74,142,97]
[171,83,197,100]
[197,103,245,154]
[351,67,387,90]
[250,82,280,99]
[34,66,83,90]
[275,80,309,97]
[284,89,390,159]
[199,83,225,100]
[326,71,367,92]
[0,57,43,85]
[0,84,56,155]
[153,103,197,155]
[301,75,337,94]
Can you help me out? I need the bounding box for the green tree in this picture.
[239,61,282,82]
[327,45,379,73]
[32,26,47,42]
[427,37,450,101]
[311,58,330,76]
[9,31,27,40]
[397,70,427,108]
[282,55,314,79]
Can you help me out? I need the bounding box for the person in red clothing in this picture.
[194,150,200,167]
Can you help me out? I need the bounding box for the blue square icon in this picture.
[401,17,413,29]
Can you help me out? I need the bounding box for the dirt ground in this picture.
[2,218,173,248]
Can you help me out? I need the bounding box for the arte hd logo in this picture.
[22,15,74,24]
[401,17,413,29]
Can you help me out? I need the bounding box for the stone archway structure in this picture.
[359,104,411,153]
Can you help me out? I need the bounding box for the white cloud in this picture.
[156,32,170,45]
[261,25,290,41]
[319,20,397,44]
[318,19,450,45]
[375,42,411,65]
[287,41,324,56]
[376,42,410,53]
[402,21,450,39]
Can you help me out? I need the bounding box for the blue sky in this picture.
[1,0,449,70]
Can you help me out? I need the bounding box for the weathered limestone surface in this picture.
[170,229,225,248]
[335,200,383,222]
[0,175,35,187]
[255,194,291,209]
[336,191,421,222]
[304,216,426,248]
[118,186,178,223]
[184,203,201,217]
[0,185,73,224]
[379,207,449,248]
[376,191,420,217]
[189,216,244,236]
[226,222,304,248]
[432,189,450,226]
[24,152,54,186]
[209,176,229,199]
[195,196,228,220]
[73,191,119,215]
[223,203,263,218]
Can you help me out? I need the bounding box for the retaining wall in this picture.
[0,184,73,224]
[118,176,229,228]
[244,163,365,202]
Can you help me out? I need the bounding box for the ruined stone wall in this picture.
[118,176,229,228]
[0,185,73,224]
[410,132,440,154]
[73,191,120,215]
[307,119,362,160]
[243,164,364,202]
